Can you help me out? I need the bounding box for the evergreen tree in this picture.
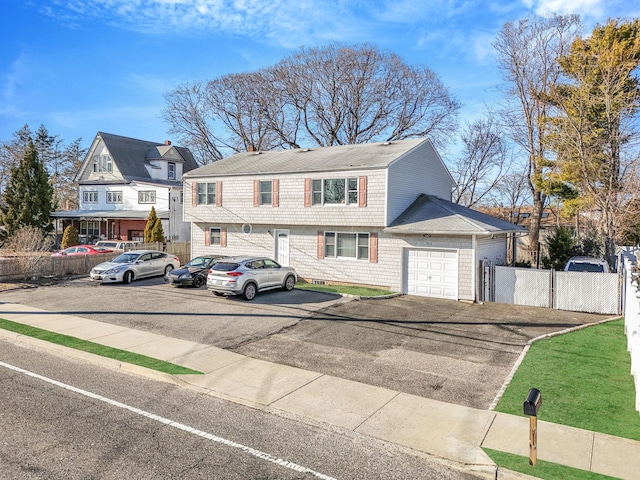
[61,224,79,248]
[151,217,165,242]
[0,139,54,239]
[542,226,576,270]
[144,207,158,243]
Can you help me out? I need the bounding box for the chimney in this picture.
[165,140,172,146]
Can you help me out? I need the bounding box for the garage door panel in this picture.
[405,248,458,300]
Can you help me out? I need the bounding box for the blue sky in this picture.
[1,0,637,154]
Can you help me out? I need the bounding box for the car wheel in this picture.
[283,275,295,291]
[164,265,174,275]
[242,283,257,301]
[193,276,204,288]
[123,271,134,284]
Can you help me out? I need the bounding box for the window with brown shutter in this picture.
[358,176,367,207]
[272,179,279,207]
[253,180,260,206]
[192,183,197,206]
[304,178,312,207]
[369,232,378,263]
[216,181,222,206]
[221,228,227,247]
[317,231,324,259]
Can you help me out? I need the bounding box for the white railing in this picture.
[620,249,640,412]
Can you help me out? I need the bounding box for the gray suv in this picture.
[207,256,297,300]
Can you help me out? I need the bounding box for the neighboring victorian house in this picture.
[51,132,198,244]
[183,138,527,301]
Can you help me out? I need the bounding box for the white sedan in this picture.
[90,250,180,284]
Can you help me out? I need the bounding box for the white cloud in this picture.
[39,0,369,47]
[0,52,31,117]
[526,0,604,17]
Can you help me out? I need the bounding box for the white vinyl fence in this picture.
[492,265,621,314]
[620,250,640,412]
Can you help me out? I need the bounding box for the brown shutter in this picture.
[272,179,279,207]
[358,176,367,207]
[204,228,210,246]
[192,183,197,206]
[216,181,222,206]
[369,233,378,263]
[304,178,312,207]
[253,180,260,207]
[221,228,227,247]
[317,231,324,259]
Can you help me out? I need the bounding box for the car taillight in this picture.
[226,271,243,276]
[173,256,179,262]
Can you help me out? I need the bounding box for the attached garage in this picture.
[405,248,458,299]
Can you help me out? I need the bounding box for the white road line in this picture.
[1,360,337,480]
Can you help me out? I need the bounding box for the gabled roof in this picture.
[77,132,198,182]
[184,138,430,177]
[385,194,528,235]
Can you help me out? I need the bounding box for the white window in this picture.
[92,155,112,173]
[259,181,272,205]
[312,178,358,205]
[138,191,156,204]
[324,232,369,260]
[106,191,122,204]
[197,183,217,205]
[209,227,221,246]
[168,162,176,180]
[83,191,98,204]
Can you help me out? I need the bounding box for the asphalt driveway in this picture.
[0,277,612,409]
[232,294,613,409]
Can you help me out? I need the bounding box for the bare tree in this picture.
[163,43,460,164]
[493,14,581,266]
[450,117,510,207]
[3,226,53,280]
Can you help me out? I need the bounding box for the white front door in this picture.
[405,248,458,299]
[275,230,290,266]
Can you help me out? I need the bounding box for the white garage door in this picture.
[405,248,458,299]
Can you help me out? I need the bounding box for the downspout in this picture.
[471,234,477,302]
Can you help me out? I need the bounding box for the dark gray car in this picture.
[206,256,297,300]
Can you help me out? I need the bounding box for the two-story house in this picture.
[183,138,526,301]
[52,132,198,244]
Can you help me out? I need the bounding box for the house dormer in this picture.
[144,141,186,181]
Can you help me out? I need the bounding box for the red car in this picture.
[52,245,114,256]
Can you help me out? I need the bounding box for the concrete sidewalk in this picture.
[1,300,637,480]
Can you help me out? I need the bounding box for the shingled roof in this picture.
[184,138,430,177]
[385,194,528,235]
[77,132,198,183]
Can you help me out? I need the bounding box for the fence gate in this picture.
[494,266,552,308]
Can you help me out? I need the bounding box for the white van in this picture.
[94,240,141,252]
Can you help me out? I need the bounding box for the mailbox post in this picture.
[523,388,542,466]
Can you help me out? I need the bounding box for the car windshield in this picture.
[567,263,605,272]
[211,262,239,272]
[112,253,141,263]
[186,257,211,268]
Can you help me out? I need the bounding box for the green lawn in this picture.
[295,282,395,297]
[495,318,640,441]
[483,449,618,480]
[0,318,203,375]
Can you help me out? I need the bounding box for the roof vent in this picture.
[302,148,311,152]
[165,140,172,145]
[382,141,391,145]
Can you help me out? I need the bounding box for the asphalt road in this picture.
[0,276,611,409]
[0,340,484,480]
